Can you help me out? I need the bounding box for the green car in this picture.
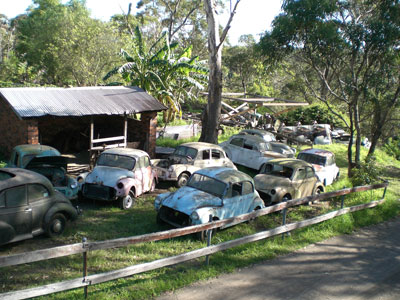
[0,168,79,245]
[7,144,78,200]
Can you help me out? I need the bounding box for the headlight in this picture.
[271,189,276,195]
[77,177,84,183]
[190,211,199,220]
[117,182,124,189]
[70,180,78,189]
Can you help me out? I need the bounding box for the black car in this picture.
[0,168,79,245]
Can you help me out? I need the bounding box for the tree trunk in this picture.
[199,0,223,144]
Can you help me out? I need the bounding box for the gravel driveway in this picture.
[157,217,400,300]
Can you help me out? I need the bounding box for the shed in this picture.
[0,86,167,158]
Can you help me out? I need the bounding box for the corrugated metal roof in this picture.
[0,86,167,118]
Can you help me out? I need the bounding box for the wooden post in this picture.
[341,186,346,208]
[82,237,88,298]
[205,215,213,266]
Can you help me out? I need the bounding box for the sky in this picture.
[0,0,282,44]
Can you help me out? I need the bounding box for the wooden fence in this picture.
[0,182,389,299]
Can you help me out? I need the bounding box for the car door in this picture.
[211,149,227,167]
[221,181,254,219]
[195,149,211,169]
[241,141,261,169]
[134,157,144,195]
[28,184,52,231]
[226,137,244,164]
[1,185,32,240]
[141,156,153,192]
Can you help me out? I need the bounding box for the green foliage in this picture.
[278,104,346,127]
[350,156,383,186]
[383,137,400,160]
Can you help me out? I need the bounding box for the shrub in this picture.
[383,137,400,160]
[350,156,382,186]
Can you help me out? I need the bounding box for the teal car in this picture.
[7,145,78,200]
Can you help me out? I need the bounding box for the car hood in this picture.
[25,156,69,170]
[85,166,134,187]
[254,174,291,189]
[162,186,222,215]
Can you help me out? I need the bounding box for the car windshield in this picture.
[261,163,293,178]
[298,153,326,166]
[21,154,36,168]
[187,173,227,198]
[173,146,198,159]
[96,153,136,170]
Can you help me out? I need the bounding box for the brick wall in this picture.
[0,97,39,156]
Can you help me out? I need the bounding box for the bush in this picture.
[383,137,400,160]
[350,156,382,186]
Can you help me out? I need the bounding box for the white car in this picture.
[297,148,339,186]
[219,134,287,171]
[151,142,236,187]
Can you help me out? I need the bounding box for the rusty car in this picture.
[297,148,339,186]
[254,158,324,205]
[154,166,264,240]
[151,142,236,187]
[0,168,79,245]
[219,134,288,171]
[77,148,157,209]
[7,144,78,200]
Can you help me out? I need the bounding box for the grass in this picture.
[0,141,399,299]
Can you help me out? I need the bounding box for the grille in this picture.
[83,184,115,201]
[159,206,191,227]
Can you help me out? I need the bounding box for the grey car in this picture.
[0,168,79,245]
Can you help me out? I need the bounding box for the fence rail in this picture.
[0,182,389,299]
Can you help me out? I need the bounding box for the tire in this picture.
[46,213,67,237]
[176,173,190,188]
[196,229,214,242]
[119,190,135,209]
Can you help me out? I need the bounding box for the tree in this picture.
[104,26,208,123]
[199,0,241,144]
[15,0,121,86]
[259,0,400,175]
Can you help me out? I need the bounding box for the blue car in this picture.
[154,167,264,239]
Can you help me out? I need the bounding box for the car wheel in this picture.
[176,173,190,188]
[119,190,135,210]
[46,213,67,237]
[196,229,214,242]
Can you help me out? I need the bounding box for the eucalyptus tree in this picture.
[259,0,400,174]
[15,0,122,86]
[104,26,208,122]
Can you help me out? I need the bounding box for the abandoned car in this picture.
[7,144,78,200]
[0,168,79,245]
[254,158,325,205]
[154,167,265,239]
[219,134,288,171]
[77,148,156,209]
[297,148,339,186]
[151,142,236,187]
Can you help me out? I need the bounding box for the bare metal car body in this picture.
[151,142,236,187]
[219,134,288,171]
[154,167,264,237]
[7,144,78,200]
[0,168,78,245]
[254,158,324,205]
[77,148,156,209]
[297,148,339,186]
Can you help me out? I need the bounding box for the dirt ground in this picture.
[156,216,400,300]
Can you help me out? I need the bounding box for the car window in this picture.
[13,152,19,166]
[242,181,253,195]
[0,171,14,181]
[230,138,244,147]
[0,191,5,208]
[327,156,335,166]
[187,173,227,198]
[5,186,27,207]
[201,150,210,160]
[174,146,198,159]
[96,154,136,170]
[28,184,50,202]
[143,156,150,167]
[261,164,293,178]
[211,149,223,159]
[294,168,306,180]
[137,157,144,168]
[243,142,253,150]
[298,153,326,166]
[232,182,242,197]
[21,154,35,168]
[305,167,315,179]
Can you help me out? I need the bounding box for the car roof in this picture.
[179,142,225,151]
[0,168,52,191]
[267,158,313,169]
[13,144,61,156]
[194,167,253,183]
[102,148,149,158]
[299,148,334,157]
[240,129,275,136]
[230,134,266,143]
